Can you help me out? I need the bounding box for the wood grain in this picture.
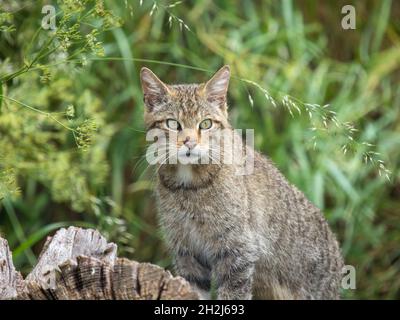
[0,227,198,300]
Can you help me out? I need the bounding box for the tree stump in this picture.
[0,238,25,299]
[0,227,198,300]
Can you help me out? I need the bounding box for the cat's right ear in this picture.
[140,67,171,111]
[201,65,230,110]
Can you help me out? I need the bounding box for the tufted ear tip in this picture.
[140,67,160,86]
[140,67,152,76]
[220,65,230,73]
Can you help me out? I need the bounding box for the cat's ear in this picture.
[202,65,230,109]
[140,67,171,111]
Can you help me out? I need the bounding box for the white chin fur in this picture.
[176,164,193,186]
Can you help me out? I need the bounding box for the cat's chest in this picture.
[156,176,248,254]
[161,192,222,228]
[157,188,229,246]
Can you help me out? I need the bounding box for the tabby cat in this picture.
[140,65,343,300]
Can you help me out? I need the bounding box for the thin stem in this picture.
[0,95,76,132]
[89,57,212,73]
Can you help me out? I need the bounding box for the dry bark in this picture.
[0,238,25,299]
[0,227,198,300]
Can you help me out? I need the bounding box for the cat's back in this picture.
[248,151,343,299]
[248,150,341,253]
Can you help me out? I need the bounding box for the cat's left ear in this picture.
[202,65,230,109]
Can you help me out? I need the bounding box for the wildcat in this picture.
[140,65,344,300]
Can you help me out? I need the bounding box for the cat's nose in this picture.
[184,136,197,149]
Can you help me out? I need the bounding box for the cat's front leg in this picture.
[213,248,256,300]
[174,248,212,300]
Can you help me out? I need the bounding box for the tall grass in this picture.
[0,0,399,298]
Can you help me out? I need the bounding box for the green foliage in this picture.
[0,0,399,298]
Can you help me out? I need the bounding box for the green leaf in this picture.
[0,82,3,113]
[326,159,360,201]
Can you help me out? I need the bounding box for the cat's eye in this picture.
[166,119,181,131]
[199,119,212,130]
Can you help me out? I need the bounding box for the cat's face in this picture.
[140,66,231,167]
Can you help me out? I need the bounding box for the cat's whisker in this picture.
[207,154,222,168]
[131,153,151,175]
[135,148,170,183]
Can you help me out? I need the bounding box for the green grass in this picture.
[0,0,399,298]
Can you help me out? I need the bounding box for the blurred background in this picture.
[0,0,399,299]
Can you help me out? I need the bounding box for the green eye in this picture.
[199,119,212,130]
[166,119,181,130]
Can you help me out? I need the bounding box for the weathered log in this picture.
[0,238,25,299]
[26,227,117,285]
[0,227,198,300]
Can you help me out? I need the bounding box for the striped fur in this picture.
[140,66,344,300]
